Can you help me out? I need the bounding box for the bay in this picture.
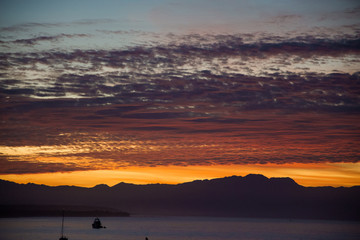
[1,216,359,240]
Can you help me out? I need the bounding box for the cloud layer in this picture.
[1,26,360,174]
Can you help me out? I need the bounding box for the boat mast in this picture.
[61,210,65,238]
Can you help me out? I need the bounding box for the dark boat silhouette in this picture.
[59,211,68,240]
[92,217,106,229]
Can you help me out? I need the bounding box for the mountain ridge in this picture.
[0,174,356,189]
[1,174,359,220]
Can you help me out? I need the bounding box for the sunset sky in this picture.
[1,0,360,187]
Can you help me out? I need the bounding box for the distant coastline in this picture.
[0,205,130,218]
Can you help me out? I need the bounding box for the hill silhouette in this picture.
[1,174,359,220]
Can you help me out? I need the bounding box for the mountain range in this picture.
[1,174,359,220]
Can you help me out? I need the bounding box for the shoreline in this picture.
[0,205,130,218]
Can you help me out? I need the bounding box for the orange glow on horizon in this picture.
[1,162,360,188]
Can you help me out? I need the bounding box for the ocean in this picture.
[1,216,359,240]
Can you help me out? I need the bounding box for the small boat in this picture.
[59,211,68,240]
[92,217,105,229]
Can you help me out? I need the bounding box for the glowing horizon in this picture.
[2,162,360,188]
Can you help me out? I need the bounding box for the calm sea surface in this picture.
[1,216,359,240]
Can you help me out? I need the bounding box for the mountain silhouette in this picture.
[1,174,359,220]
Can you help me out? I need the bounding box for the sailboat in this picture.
[92,217,105,229]
[59,210,68,240]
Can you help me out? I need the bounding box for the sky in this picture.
[0,0,360,187]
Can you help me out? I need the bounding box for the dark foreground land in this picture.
[1,174,359,220]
